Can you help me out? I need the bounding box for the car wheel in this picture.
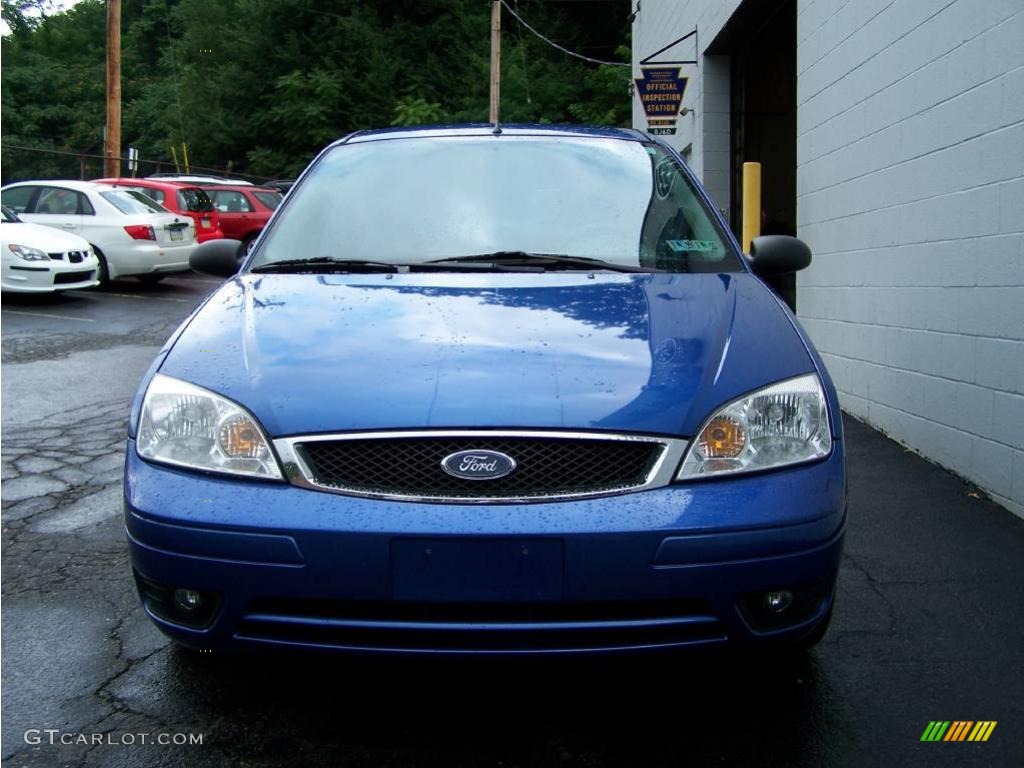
[242,234,258,255]
[137,274,166,285]
[92,247,110,284]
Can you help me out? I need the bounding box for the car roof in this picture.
[3,179,110,193]
[203,185,280,193]
[94,178,196,189]
[148,174,255,185]
[340,123,649,146]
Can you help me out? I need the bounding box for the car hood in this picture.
[159,272,815,437]
[1,221,91,251]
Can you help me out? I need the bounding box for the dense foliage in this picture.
[1,0,631,182]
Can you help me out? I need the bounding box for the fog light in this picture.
[135,572,221,629]
[762,589,794,614]
[739,582,830,632]
[173,588,203,612]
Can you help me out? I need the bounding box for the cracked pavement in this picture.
[2,274,1023,767]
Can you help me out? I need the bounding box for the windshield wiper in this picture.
[251,253,657,274]
[250,258,400,274]
[424,251,658,273]
[250,256,548,274]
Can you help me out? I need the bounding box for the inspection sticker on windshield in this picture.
[666,239,715,252]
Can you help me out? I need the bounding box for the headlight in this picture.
[137,374,283,479]
[677,373,832,480]
[8,243,49,261]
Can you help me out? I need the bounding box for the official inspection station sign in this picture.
[634,67,688,135]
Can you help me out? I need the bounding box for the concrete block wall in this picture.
[634,0,1024,516]
[796,0,1024,516]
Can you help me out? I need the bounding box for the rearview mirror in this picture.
[190,239,243,277]
[748,235,812,277]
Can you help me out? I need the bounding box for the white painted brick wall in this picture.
[797,0,1024,517]
[634,0,1024,518]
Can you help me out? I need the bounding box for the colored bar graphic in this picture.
[969,722,997,742]
[921,721,950,741]
[944,721,972,741]
[921,721,996,742]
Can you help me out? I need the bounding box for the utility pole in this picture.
[489,0,501,124]
[104,0,121,177]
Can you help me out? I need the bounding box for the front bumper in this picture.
[124,440,846,655]
[2,260,100,292]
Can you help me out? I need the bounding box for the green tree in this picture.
[391,96,447,126]
[1,0,107,180]
[2,0,633,183]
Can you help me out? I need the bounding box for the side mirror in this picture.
[190,238,243,277]
[748,235,811,276]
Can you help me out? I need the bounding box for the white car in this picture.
[146,174,254,186]
[1,205,101,293]
[0,180,197,283]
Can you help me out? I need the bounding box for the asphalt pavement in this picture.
[1,274,1022,768]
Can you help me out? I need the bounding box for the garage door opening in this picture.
[709,0,798,309]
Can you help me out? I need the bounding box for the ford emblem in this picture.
[441,449,517,480]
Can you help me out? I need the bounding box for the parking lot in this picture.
[2,274,1022,768]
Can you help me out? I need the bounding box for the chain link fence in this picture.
[0,145,274,185]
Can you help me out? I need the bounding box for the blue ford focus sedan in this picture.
[124,125,845,655]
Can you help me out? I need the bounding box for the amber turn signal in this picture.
[698,416,746,458]
[218,416,264,458]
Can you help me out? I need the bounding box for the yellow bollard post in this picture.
[169,145,180,174]
[182,142,190,174]
[742,161,761,252]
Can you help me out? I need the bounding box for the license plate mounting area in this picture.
[390,538,564,602]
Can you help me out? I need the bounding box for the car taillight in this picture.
[124,224,156,241]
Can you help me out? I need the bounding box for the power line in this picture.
[301,7,349,21]
[499,0,630,68]
[0,143,274,181]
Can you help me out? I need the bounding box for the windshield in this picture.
[253,190,282,210]
[100,190,167,215]
[115,185,165,204]
[250,136,741,273]
[1,205,20,223]
[177,187,215,212]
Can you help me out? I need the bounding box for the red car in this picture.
[94,178,225,243]
[203,185,282,252]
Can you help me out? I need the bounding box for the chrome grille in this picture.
[275,431,686,503]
